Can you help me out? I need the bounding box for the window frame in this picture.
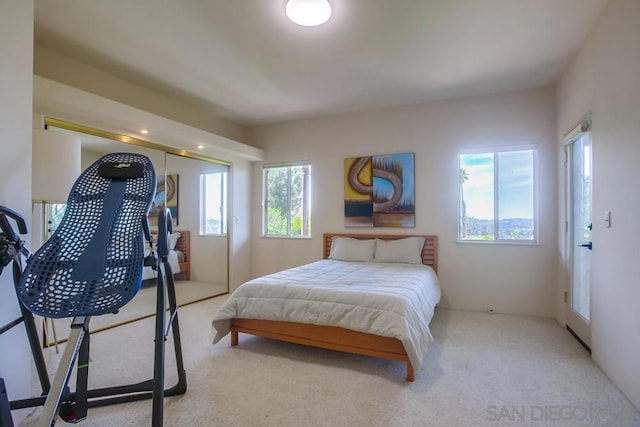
[199,170,228,236]
[262,161,311,238]
[458,145,538,244]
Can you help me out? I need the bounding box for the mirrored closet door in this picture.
[38,119,230,345]
[164,153,229,303]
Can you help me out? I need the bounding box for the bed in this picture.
[142,229,191,281]
[212,233,439,381]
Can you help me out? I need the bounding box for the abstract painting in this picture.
[344,153,415,228]
[149,174,179,226]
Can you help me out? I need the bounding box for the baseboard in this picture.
[566,325,591,354]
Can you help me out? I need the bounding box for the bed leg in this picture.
[406,362,415,382]
[231,330,238,346]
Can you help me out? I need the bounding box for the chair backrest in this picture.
[17,153,156,318]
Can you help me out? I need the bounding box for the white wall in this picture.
[0,1,34,424]
[557,0,640,410]
[228,158,253,291]
[247,86,558,318]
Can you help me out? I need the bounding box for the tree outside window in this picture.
[263,163,311,237]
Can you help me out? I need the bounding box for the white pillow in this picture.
[374,237,425,265]
[329,237,376,262]
[169,232,181,250]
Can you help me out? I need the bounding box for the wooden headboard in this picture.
[174,230,190,280]
[323,233,438,273]
[173,229,189,255]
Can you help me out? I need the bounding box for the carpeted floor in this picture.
[44,280,227,346]
[18,295,640,426]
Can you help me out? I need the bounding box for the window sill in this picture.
[261,235,312,240]
[457,239,539,246]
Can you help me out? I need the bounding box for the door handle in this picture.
[578,242,593,250]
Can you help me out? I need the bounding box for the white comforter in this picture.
[212,259,440,370]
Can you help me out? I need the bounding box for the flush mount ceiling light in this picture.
[286,0,332,27]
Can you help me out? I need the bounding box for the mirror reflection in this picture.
[36,124,229,345]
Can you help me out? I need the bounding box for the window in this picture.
[45,203,66,240]
[200,171,227,235]
[459,148,536,242]
[263,163,311,237]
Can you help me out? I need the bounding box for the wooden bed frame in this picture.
[230,233,438,381]
[174,230,190,280]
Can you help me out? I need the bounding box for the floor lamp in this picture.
[32,128,81,350]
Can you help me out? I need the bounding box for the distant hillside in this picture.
[464,217,533,239]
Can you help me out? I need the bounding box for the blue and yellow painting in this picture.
[149,173,179,226]
[344,152,415,228]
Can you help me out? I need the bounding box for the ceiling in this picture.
[34,0,608,126]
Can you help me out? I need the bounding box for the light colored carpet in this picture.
[18,296,640,426]
[45,280,227,344]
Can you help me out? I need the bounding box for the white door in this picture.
[566,132,592,348]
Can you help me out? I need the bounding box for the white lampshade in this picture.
[286,0,332,27]
[32,129,81,202]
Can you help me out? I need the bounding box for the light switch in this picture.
[604,211,611,228]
